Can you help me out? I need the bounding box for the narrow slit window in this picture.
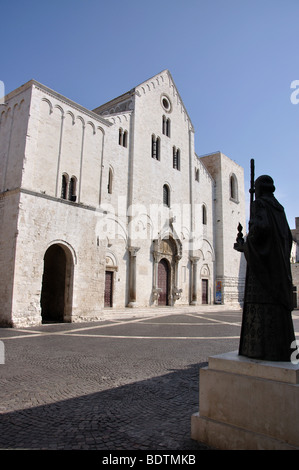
[162,115,171,137]
[123,130,128,148]
[166,118,170,137]
[152,135,160,160]
[162,115,166,135]
[69,176,77,202]
[163,184,170,207]
[156,137,160,161]
[202,205,207,225]
[61,174,68,199]
[152,134,156,159]
[119,128,128,147]
[173,147,180,170]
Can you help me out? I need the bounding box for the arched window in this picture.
[108,167,113,194]
[166,118,171,137]
[173,147,180,171]
[230,174,238,201]
[119,128,128,147]
[61,173,69,199]
[162,115,166,135]
[162,115,171,137]
[163,184,170,207]
[123,130,128,148]
[69,176,77,202]
[151,135,160,160]
[151,134,156,159]
[202,205,207,225]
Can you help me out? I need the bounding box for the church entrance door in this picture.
[41,245,67,323]
[202,279,208,304]
[104,271,113,307]
[158,259,169,306]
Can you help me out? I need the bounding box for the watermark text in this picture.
[290,80,299,105]
[291,340,299,364]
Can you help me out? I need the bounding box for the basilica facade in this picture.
[0,70,246,327]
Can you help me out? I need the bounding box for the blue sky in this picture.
[1,0,299,228]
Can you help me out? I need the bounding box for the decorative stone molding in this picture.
[152,234,182,306]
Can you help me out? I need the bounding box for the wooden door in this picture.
[202,279,208,304]
[104,271,113,307]
[158,259,169,306]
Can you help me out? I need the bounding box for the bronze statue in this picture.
[234,171,295,361]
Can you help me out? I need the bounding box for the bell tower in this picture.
[200,152,246,306]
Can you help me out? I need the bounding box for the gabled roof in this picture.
[93,69,194,130]
[92,88,135,116]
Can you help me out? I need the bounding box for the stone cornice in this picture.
[1,187,99,213]
[4,79,112,128]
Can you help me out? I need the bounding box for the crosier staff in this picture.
[234,158,255,250]
[249,158,255,220]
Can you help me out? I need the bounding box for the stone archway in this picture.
[152,235,182,306]
[40,244,74,323]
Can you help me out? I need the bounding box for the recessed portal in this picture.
[158,258,170,306]
[41,244,68,323]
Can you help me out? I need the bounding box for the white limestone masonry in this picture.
[0,70,246,326]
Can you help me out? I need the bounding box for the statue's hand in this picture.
[234,241,244,252]
[234,223,245,252]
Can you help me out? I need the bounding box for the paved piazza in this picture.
[1,306,298,450]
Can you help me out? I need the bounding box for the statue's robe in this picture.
[239,195,296,361]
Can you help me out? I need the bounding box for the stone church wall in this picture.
[11,191,105,327]
[200,152,246,305]
[0,191,20,325]
[0,71,247,326]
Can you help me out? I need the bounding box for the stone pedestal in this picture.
[191,351,299,450]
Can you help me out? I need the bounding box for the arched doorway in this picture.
[40,244,73,323]
[152,234,182,306]
[158,258,170,306]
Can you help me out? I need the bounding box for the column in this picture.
[190,256,200,305]
[173,254,182,302]
[127,247,140,307]
[152,252,161,306]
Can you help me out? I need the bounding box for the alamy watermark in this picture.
[291,340,299,365]
[290,80,299,105]
[94,197,205,251]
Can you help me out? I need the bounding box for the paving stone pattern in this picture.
[0,308,264,450]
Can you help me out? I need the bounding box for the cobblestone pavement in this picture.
[0,306,298,451]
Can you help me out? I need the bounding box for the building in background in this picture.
[0,70,246,327]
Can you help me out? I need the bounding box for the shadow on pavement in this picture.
[0,362,211,450]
